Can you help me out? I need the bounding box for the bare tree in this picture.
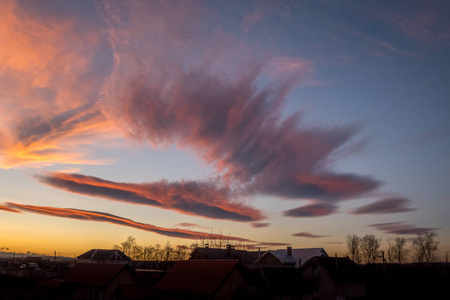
[360,234,381,264]
[346,234,362,263]
[412,231,439,263]
[196,232,249,250]
[141,246,154,261]
[393,237,409,264]
[114,236,144,260]
[385,238,394,263]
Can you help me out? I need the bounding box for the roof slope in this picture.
[191,247,260,265]
[64,263,131,287]
[265,248,328,267]
[154,259,240,295]
[77,249,131,261]
[306,257,364,282]
[265,250,296,265]
[291,248,328,268]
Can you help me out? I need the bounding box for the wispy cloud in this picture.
[0,0,118,168]
[35,172,264,222]
[292,232,330,238]
[351,197,416,215]
[253,242,291,248]
[251,222,270,228]
[376,4,450,46]
[5,202,252,242]
[4,1,382,222]
[369,222,438,235]
[283,202,338,217]
[98,1,380,210]
[176,222,210,230]
[0,204,22,214]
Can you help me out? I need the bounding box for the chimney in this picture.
[205,243,209,248]
[298,258,302,269]
[226,244,232,257]
[335,253,338,268]
[287,246,292,256]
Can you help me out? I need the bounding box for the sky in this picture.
[1,0,449,258]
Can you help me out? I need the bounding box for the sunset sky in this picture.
[1,0,449,258]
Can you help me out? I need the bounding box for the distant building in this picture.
[190,245,260,265]
[154,259,248,299]
[77,249,131,264]
[259,247,328,268]
[301,256,366,300]
[64,263,138,299]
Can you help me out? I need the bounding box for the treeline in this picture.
[113,234,248,261]
[113,236,192,261]
[346,231,442,264]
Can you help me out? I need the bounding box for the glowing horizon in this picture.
[1,0,449,259]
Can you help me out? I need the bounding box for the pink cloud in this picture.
[0,1,118,168]
[2,1,383,223]
[36,172,265,222]
[101,7,379,205]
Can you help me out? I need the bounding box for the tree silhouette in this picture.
[360,234,380,264]
[412,231,439,263]
[346,234,362,263]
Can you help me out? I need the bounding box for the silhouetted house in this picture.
[301,256,366,300]
[190,245,260,265]
[154,259,248,299]
[77,249,131,264]
[64,263,138,299]
[258,247,328,268]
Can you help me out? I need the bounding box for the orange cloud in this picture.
[0,1,118,169]
[0,204,22,214]
[36,172,265,222]
[6,202,253,242]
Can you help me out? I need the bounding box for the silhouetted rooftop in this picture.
[64,263,132,287]
[77,249,131,262]
[304,256,364,282]
[154,259,241,295]
[190,247,260,265]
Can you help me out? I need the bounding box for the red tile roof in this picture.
[64,263,132,287]
[154,259,240,295]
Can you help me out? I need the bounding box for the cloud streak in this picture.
[35,172,264,222]
[352,197,416,215]
[369,222,439,235]
[5,202,252,242]
[251,222,270,228]
[283,202,338,217]
[292,232,330,238]
[176,222,210,230]
[0,204,22,214]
